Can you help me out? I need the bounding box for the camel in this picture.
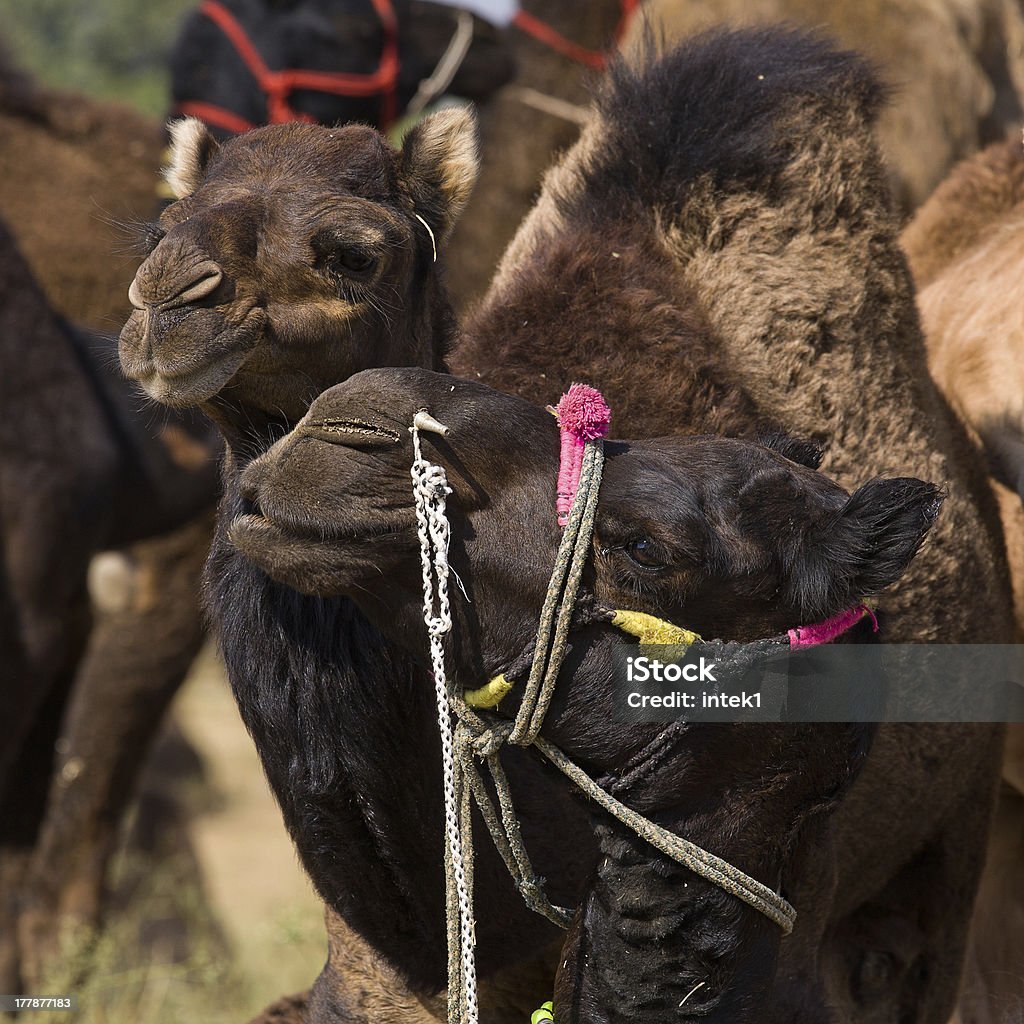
[0,46,230,989]
[897,133,1024,1024]
[120,107,602,1020]
[901,133,1024,499]
[122,28,1013,1024]
[451,31,1016,1023]
[170,0,516,139]
[0,214,221,990]
[232,365,944,1023]
[452,0,1024,310]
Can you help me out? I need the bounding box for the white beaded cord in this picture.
[410,419,478,1024]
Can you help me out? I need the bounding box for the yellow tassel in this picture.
[611,609,700,646]
[531,1001,555,1023]
[464,673,514,709]
[465,612,697,708]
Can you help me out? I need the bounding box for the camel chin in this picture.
[228,513,348,597]
[139,363,242,408]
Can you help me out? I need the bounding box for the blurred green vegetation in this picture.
[0,0,198,117]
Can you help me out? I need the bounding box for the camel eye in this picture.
[312,231,379,280]
[335,249,376,275]
[625,537,666,570]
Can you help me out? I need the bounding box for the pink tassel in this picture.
[788,603,879,648]
[555,383,612,526]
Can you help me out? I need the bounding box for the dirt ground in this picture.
[36,642,326,1024]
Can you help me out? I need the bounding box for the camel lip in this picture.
[124,306,267,405]
[136,347,252,407]
[120,300,263,361]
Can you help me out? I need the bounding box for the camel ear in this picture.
[164,117,220,199]
[399,105,479,242]
[790,478,944,617]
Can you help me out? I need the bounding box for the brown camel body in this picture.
[902,135,1024,507]
[124,30,1012,1024]
[0,49,229,988]
[899,134,1024,1024]
[0,215,118,991]
[0,223,220,995]
[0,46,163,331]
[450,0,1024,312]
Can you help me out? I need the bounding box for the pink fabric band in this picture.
[788,603,879,648]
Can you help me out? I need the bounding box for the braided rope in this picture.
[512,441,603,746]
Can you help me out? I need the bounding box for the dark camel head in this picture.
[170,0,516,138]
[120,110,477,430]
[230,367,943,1023]
[232,367,943,656]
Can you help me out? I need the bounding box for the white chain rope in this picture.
[411,419,479,1024]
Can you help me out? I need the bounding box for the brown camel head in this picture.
[232,366,942,665]
[120,110,477,425]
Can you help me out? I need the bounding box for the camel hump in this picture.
[589,26,886,204]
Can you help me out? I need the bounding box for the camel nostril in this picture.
[128,260,224,311]
[174,265,224,306]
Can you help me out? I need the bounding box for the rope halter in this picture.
[176,0,477,135]
[410,386,844,1024]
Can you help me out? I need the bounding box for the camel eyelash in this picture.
[137,222,166,255]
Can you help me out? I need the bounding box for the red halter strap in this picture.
[513,0,640,70]
[175,0,400,133]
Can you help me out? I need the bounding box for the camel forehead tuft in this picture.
[217,122,400,201]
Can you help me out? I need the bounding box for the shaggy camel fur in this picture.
[0,215,220,990]
[628,0,1024,214]
[234,366,942,1024]
[126,29,1012,1024]
[451,0,1024,310]
[170,0,515,139]
[899,133,1024,1024]
[121,107,597,1020]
